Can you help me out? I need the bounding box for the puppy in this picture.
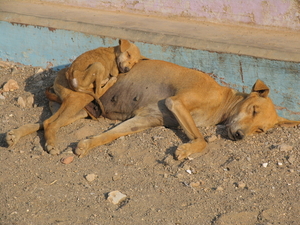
[65,39,147,114]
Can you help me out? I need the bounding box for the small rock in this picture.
[277,162,283,166]
[175,173,184,179]
[11,67,20,75]
[35,68,44,75]
[60,156,74,164]
[279,144,293,152]
[17,97,26,108]
[3,79,19,92]
[237,182,246,189]
[262,162,268,168]
[287,155,295,164]
[31,155,40,159]
[85,173,96,182]
[216,186,223,191]
[26,96,34,107]
[112,173,121,181]
[0,94,5,100]
[190,181,200,187]
[186,169,192,174]
[63,147,73,154]
[206,135,218,142]
[152,136,164,141]
[0,61,11,68]
[107,191,127,205]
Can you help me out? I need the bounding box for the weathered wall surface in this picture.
[1,1,299,119]
[1,21,299,120]
[37,0,300,30]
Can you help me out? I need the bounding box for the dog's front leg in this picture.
[75,112,162,158]
[165,96,207,160]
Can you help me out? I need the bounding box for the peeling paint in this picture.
[0,21,299,120]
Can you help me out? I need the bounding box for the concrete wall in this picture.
[1,21,299,120]
[1,1,299,120]
[39,0,300,30]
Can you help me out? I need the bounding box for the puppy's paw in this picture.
[174,143,192,160]
[6,130,20,147]
[45,143,60,155]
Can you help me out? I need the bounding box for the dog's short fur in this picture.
[66,39,147,113]
[6,60,300,159]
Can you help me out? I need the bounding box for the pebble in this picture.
[206,135,218,142]
[186,169,192,174]
[3,79,19,92]
[216,186,224,191]
[31,155,40,159]
[0,61,11,68]
[262,163,268,168]
[60,156,74,165]
[26,96,34,107]
[278,144,293,152]
[17,97,26,108]
[64,147,73,154]
[287,155,295,164]
[112,173,121,181]
[35,68,44,75]
[107,191,127,205]
[190,181,200,187]
[11,67,21,75]
[237,182,246,189]
[85,173,96,182]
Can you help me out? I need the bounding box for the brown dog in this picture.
[6,60,300,159]
[66,39,147,113]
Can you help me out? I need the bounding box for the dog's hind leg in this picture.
[75,110,163,157]
[165,96,208,160]
[6,123,43,147]
[43,94,90,155]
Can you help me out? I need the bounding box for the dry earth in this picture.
[0,62,300,225]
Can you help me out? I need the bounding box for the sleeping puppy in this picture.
[66,39,147,114]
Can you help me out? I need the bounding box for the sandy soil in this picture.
[0,62,300,225]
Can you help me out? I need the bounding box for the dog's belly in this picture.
[100,74,178,126]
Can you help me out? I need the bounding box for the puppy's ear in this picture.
[251,79,269,98]
[119,39,131,52]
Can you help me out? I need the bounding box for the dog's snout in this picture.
[234,129,245,140]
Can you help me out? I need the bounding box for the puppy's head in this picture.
[117,39,148,73]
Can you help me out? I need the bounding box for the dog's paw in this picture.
[174,143,192,160]
[75,139,90,158]
[6,130,20,147]
[45,143,60,155]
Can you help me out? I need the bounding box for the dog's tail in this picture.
[45,87,62,104]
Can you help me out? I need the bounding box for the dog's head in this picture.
[226,79,300,140]
[117,39,148,73]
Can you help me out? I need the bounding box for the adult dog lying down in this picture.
[6,60,300,160]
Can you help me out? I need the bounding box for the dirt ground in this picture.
[0,62,300,225]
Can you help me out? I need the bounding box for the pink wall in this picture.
[41,0,300,30]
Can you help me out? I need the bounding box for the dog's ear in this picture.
[119,39,131,52]
[140,56,149,60]
[251,79,270,98]
[276,116,300,127]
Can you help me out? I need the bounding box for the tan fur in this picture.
[65,39,147,114]
[6,60,300,159]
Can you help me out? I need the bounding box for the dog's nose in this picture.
[234,129,245,140]
[124,67,130,73]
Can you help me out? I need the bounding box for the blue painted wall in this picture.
[1,21,299,120]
